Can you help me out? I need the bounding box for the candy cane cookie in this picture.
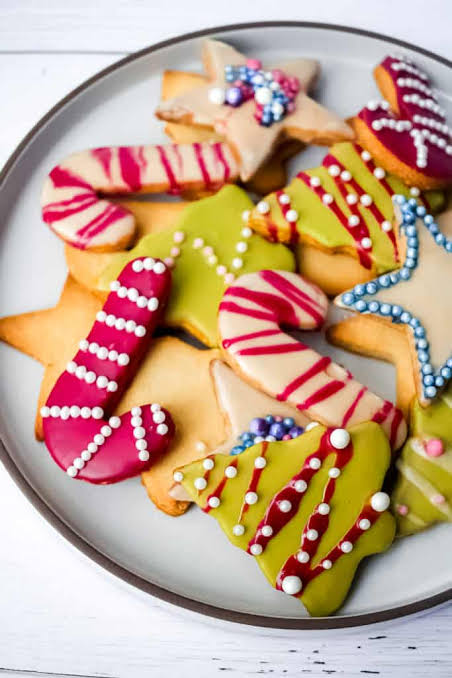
[218,270,406,449]
[41,257,175,484]
[41,142,239,251]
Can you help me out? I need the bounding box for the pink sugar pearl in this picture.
[432,494,446,505]
[397,504,409,516]
[247,58,262,70]
[425,438,444,457]
[282,434,291,441]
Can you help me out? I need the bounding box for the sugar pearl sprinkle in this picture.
[109,280,159,312]
[229,414,304,456]
[64,414,124,478]
[341,195,452,401]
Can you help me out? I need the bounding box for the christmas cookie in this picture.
[176,422,395,617]
[41,258,175,483]
[248,142,443,294]
[335,197,452,406]
[156,39,354,183]
[97,185,295,346]
[219,269,406,449]
[392,385,452,536]
[160,68,304,195]
[41,142,239,251]
[354,55,452,189]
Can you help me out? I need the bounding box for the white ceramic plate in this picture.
[1,22,451,629]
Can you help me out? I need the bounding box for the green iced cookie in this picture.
[179,422,395,617]
[99,186,295,346]
[392,385,452,536]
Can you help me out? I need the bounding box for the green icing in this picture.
[98,186,295,347]
[392,386,452,537]
[180,422,395,617]
[259,142,444,274]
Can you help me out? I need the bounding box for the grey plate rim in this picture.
[1,20,451,630]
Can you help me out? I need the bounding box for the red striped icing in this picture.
[218,270,406,449]
[42,258,175,484]
[41,142,238,251]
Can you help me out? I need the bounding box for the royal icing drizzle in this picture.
[41,258,175,483]
[338,196,452,404]
[358,55,452,181]
[250,142,443,273]
[99,186,295,348]
[156,39,353,182]
[41,142,238,250]
[218,269,406,449]
[393,385,452,536]
[178,422,395,617]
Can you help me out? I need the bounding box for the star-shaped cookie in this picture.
[335,197,452,405]
[156,39,354,182]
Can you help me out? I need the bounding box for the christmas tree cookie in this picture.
[177,422,395,617]
[249,142,443,291]
[98,185,295,346]
[393,385,452,536]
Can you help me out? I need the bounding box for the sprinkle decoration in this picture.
[41,258,175,483]
[229,414,304,455]
[208,59,300,126]
[339,195,452,402]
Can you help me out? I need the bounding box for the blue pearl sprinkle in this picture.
[424,375,434,386]
[342,292,355,305]
[355,300,367,312]
[368,301,380,312]
[425,386,437,398]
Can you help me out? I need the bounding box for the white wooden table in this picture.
[1,2,452,676]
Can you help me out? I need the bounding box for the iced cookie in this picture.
[248,142,443,293]
[156,39,354,182]
[41,142,239,251]
[160,68,305,195]
[392,385,452,536]
[40,258,175,483]
[335,196,452,406]
[97,185,295,346]
[219,269,406,449]
[354,55,452,189]
[177,422,395,617]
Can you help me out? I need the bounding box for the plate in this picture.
[1,21,451,629]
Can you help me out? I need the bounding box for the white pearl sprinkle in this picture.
[203,458,214,471]
[245,491,258,505]
[208,496,221,509]
[285,209,299,222]
[382,220,392,232]
[67,466,77,478]
[173,471,184,482]
[279,500,292,513]
[261,525,273,537]
[294,479,307,493]
[306,529,319,541]
[361,150,371,161]
[341,541,353,553]
[136,439,147,451]
[341,170,352,182]
[143,257,154,270]
[328,467,341,478]
[361,237,372,250]
[359,518,371,531]
[374,167,386,179]
[322,193,333,205]
[360,194,372,207]
[109,416,121,429]
[157,423,168,435]
[322,559,332,570]
[153,262,166,274]
[236,241,248,253]
[232,257,243,269]
[225,465,237,478]
[132,260,144,273]
[241,226,252,238]
[309,176,321,187]
[133,426,145,439]
[138,450,150,462]
[348,215,360,227]
[254,456,267,469]
[370,491,390,512]
[241,210,250,223]
[281,576,303,595]
[232,524,245,536]
[153,411,166,424]
[194,477,207,491]
[250,543,263,556]
[309,457,321,470]
[346,193,358,205]
[297,551,310,564]
[278,193,290,205]
[257,201,270,214]
[318,503,330,515]
[329,428,350,450]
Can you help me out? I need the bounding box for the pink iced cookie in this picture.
[41,142,239,251]
[218,270,406,449]
[41,257,175,484]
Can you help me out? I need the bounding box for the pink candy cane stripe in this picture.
[218,270,407,449]
[42,258,175,484]
[41,143,239,251]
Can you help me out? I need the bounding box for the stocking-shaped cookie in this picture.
[393,385,452,536]
[177,422,395,616]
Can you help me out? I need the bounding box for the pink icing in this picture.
[358,56,452,181]
[425,438,445,457]
[42,258,175,484]
[218,270,406,449]
[41,143,238,250]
